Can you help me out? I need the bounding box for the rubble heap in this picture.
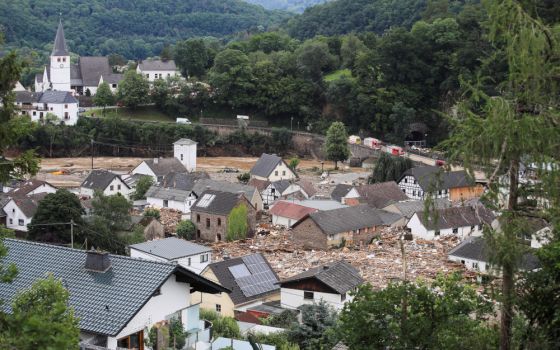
[210,226,465,289]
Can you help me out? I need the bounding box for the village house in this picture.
[397,166,484,201]
[269,201,317,228]
[80,169,131,199]
[190,190,256,242]
[383,198,452,226]
[278,261,363,310]
[35,20,123,95]
[259,180,309,208]
[7,179,57,197]
[131,138,196,181]
[0,239,228,350]
[192,178,264,212]
[291,205,402,250]
[249,153,297,182]
[2,193,47,232]
[406,205,495,240]
[330,184,353,203]
[136,59,181,82]
[289,198,347,211]
[145,185,197,214]
[193,253,280,318]
[15,90,79,125]
[448,236,540,276]
[339,181,409,208]
[129,237,212,274]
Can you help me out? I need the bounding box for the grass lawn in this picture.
[85,106,175,122]
[324,69,354,82]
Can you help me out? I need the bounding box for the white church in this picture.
[34,20,123,96]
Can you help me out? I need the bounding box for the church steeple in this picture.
[52,19,69,56]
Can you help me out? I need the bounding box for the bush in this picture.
[132,176,154,200]
[200,309,219,322]
[176,220,196,240]
[144,208,161,220]
[237,172,250,184]
[213,316,241,339]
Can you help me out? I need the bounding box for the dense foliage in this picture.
[226,204,249,241]
[0,0,290,59]
[176,220,196,240]
[369,152,413,183]
[246,0,326,13]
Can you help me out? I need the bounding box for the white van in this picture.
[176,118,192,124]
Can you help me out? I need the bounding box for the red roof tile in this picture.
[269,201,317,220]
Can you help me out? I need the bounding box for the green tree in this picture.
[160,45,173,61]
[439,1,560,349]
[28,189,85,244]
[175,39,209,78]
[295,40,337,81]
[213,316,241,338]
[176,220,196,240]
[338,274,497,350]
[93,82,115,112]
[288,157,300,171]
[288,301,338,349]
[132,176,154,200]
[91,191,132,231]
[226,204,249,241]
[325,122,350,170]
[144,208,161,220]
[1,274,80,349]
[43,113,60,157]
[117,70,150,109]
[369,152,413,183]
[209,49,254,109]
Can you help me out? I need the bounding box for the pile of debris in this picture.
[159,208,183,234]
[210,226,464,289]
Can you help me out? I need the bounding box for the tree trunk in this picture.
[334,160,338,170]
[500,159,519,350]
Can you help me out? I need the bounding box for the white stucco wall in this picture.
[266,162,296,182]
[130,249,211,275]
[398,175,449,200]
[341,188,359,204]
[174,143,196,172]
[26,184,57,196]
[407,213,484,240]
[80,177,131,199]
[448,255,489,273]
[146,194,196,214]
[4,200,32,232]
[131,162,157,180]
[271,215,294,228]
[27,101,79,126]
[106,276,191,349]
[137,68,179,83]
[280,288,350,311]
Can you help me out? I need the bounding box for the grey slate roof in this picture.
[0,194,9,217]
[296,205,401,235]
[331,184,353,202]
[415,205,495,231]
[129,237,211,260]
[143,158,187,177]
[81,170,128,191]
[52,20,69,56]
[145,185,191,202]
[386,198,452,219]
[162,172,209,191]
[192,179,256,201]
[449,236,540,271]
[0,239,228,336]
[79,56,114,87]
[8,179,54,196]
[250,153,283,178]
[279,261,363,294]
[15,91,38,104]
[39,90,78,104]
[399,166,472,191]
[207,253,279,305]
[191,190,248,215]
[138,59,177,71]
[354,181,409,208]
[271,180,291,194]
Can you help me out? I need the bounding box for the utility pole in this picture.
[91,139,94,169]
[70,219,74,249]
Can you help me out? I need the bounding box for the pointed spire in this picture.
[52,19,69,56]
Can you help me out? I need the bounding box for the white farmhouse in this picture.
[250,153,296,182]
[3,193,46,232]
[406,205,495,240]
[260,180,308,208]
[15,90,79,125]
[1,239,228,350]
[279,261,363,311]
[448,236,540,276]
[80,170,131,199]
[145,185,197,214]
[136,59,180,82]
[8,179,57,197]
[129,237,212,274]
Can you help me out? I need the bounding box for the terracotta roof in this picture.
[355,181,409,208]
[248,178,270,192]
[269,201,317,220]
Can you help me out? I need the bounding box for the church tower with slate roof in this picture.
[49,20,71,91]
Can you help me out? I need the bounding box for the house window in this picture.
[188,257,191,266]
[412,190,416,197]
[12,208,15,213]
[341,293,346,302]
[271,188,275,194]
[217,218,221,226]
[146,74,150,79]
[117,184,121,190]
[402,189,406,193]
[216,304,222,313]
[452,228,458,234]
[275,171,278,176]
[206,218,210,228]
[304,291,314,300]
[461,260,465,265]
[64,104,68,109]
[33,111,36,116]
[57,57,61,62]
[63,57,66,62]
[18,219,24,226]
[438,190,442,195]
[282,171,286,176]
[472,262,479,269]
[404,178,408,183]
[201,254,208,263]
[197,214,200,223]
[470,225,475,231]
[328,234,334,240]
[112,84,117,88]
[180,154,183,161]
[167,73,170,77]
[110,185,114,191]
[478,224,483,230]
[163,200,168,208]
[414,179,418,184]
[435,230,440,236]
[9,219,13,225]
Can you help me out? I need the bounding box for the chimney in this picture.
[153,158,159,164]
[85,250,112,272]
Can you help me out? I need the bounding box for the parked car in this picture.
[78,107,86,113]
[221,167,239,173]
[176,118,192,124]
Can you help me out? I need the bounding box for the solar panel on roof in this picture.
[236,270,278,297]
[197,194,215,208]
[228,264,251,279]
